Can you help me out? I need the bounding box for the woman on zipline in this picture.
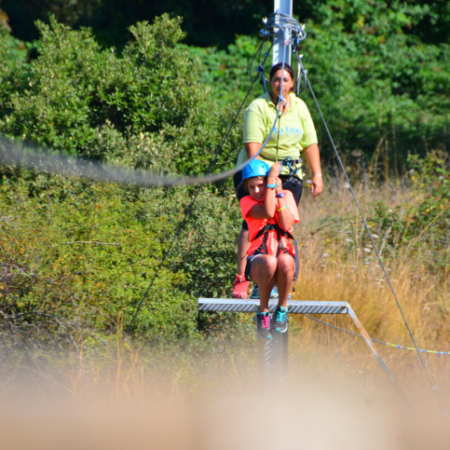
[239,159,299,337]
[232,62,323,300]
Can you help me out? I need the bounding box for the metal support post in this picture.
[198,299,406,400]
[259,329,288,391]
[199,299,349,390]
[273,0,293,65]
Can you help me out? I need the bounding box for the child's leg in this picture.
[249,255,277,312]
[237,228,250,276]
[275,253,295,308]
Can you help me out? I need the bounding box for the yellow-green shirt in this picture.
[236,92,318,178]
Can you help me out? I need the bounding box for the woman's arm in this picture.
[303,143,323,198]
[244,142,262,159]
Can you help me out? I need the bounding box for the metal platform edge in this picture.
[198,298,349,314]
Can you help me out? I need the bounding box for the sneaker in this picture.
[271,306,288,333]
[270,285,280,299]
[272,286,290,300]
[232,275,250,299]
[250,285,259,299]
[255,312,272,339]
[250,285,279,299]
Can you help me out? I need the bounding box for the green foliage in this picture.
[175,186,241,297]
[186,36,272,106]
[0,15,205,160]
[0,25,28,116]
[0,15,245,346]
[1,7,450,349]
[0,171,244,344]
[0,175,199,341]
[367,152,450,272]
[301,13,450,166]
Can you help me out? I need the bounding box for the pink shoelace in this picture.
[261,315,271,329]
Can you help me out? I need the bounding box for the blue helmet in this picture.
[242,159,271,181]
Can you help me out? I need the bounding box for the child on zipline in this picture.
[240,159,299,338]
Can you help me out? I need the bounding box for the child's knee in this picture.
[253,255,277,276]
[262,255,278,274]
[277,254,295,273]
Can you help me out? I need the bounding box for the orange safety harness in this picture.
[252,222,299,284]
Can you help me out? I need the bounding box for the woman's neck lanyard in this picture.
[273,93,290,162]
[271,92,290,115]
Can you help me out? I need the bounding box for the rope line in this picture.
[302,314,450,356]
[274,37,289,163]
[299,55,442,408]
[0,49,277,190]
[0,134,275,188]
[249,39,271,84]
[126,43,275,333]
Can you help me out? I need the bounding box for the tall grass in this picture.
[292,174,450,403]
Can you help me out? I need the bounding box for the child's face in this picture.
[247,178,266,202]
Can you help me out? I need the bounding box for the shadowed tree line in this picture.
[2,0,450,49]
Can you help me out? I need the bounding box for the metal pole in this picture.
[273,0,293,65]
[347,305,411,408]
[198,299,409,405]
[259,331,288,392]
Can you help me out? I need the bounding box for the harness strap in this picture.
[261,156,302,165]
[253,223,299,283]
[260,156,302,179]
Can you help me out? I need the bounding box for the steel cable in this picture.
[0,45,279,190]
[299,57,442,410]
[0,135,277,188]
[302,314,450,356]
[126,43,276,333]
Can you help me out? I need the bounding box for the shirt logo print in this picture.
[274,126,303,136]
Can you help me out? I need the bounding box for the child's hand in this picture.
[268,162,281,180]
[267,162,280,187]
[274,177,283,194]
[267,163,282,194]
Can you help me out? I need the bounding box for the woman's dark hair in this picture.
[269,62,295,81]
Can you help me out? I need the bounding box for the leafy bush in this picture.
[0,175,200,341]
[0,15,206,158]
[367,151,450,272]
[0,15,245,346]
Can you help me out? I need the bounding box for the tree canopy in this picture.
[2,0,450,49]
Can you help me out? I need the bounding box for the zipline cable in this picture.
[298,55,442,410]
[274,35,288,163]
[0,134,280,188]
[0,41,275,190]
[302,314,450,356]
[126,42,276,333]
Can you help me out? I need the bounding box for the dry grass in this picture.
[290,175,450,404]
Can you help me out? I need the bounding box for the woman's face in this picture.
[269,69,294,98]
[247,178,266,202]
